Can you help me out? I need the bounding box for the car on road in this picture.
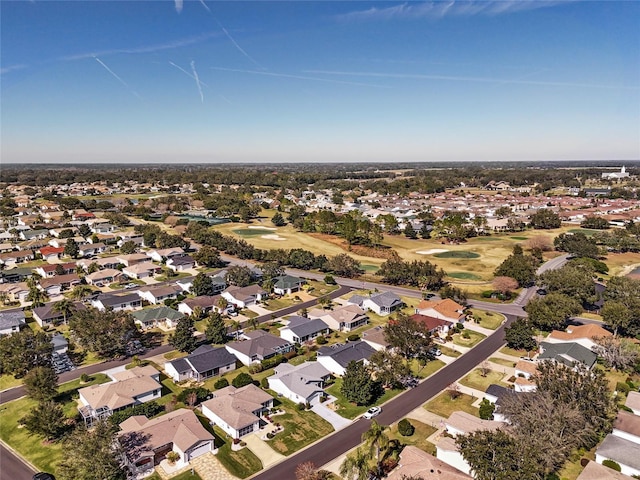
[424,293,436,299]
[124,283,137,289]
[363,406,381,419]
[33,473,55,480]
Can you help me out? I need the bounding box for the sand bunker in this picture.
[417,249,449,255]
[261,234,286,241]
[248,225,276,230]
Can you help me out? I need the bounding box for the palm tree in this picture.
[249,317,259,331]
[26,286,48,308]
[52,298,76,324]
[361,420,390,474]
[231,320,242,338]
[217,296,229,314]
[71,284,93,301]
[339,447,371,480]
[191,305,204,320]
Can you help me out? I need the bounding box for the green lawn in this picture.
[499,346,534,358]
[469,309,504,330]
[424,392,479,418]
[147,471,203,480]
[326,378,404,420]
[304,280,340,297]
[489,357,516,368]
[0,374,110,474]
[0,374,23,390]
[452,330,486,348]
[439,346,462,358]
[459,368,509,391]
[265,397,334,456]
[433,251,480,259]
[447,272,482,280]
[261,297,301,312]
[412,359,446,378]
[213,429,263,479]
[389,419,438,455]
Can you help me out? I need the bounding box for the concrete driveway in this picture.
[242,432,286,469]
[311,399,352,431]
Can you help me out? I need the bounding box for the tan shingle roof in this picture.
[79,366,160,411]
[387,445,471,480]
[202,384,272,430]
[549,324,612,341]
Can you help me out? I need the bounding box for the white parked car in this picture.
[363,406,381,419]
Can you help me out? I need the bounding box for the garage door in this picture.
[188,441,212,460]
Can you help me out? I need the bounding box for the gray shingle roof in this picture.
[284,316,329,338]
[317,341,376,368]
[539,342,597,369]
[96,293,141,307]
[596,434,640,470]
[132,306,183,324]
[0,309,25,330]
[185,345,237,374]
[368,291,402,308]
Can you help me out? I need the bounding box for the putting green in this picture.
[510,236,529,240]
[433,251,480,259]
[447,272,482,280]
[233,228,277,237]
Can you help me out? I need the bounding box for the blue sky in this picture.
[2,1,638,164]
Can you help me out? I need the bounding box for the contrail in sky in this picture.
[174,0,183,13]
[169,61,209,87]
[198,0,211,13]
[190,60,205,103]
[93,56,141,98]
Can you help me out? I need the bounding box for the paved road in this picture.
[0,443,37,479]
[252,315,516,480]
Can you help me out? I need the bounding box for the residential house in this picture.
[138,284,183,305]
[411,313,454,337]
[78,242,107,257]
[116,253,149,267]
[132,306,184,330]
[415,298,466,323]
[483,384,517,423]
[316,341,376,376]
[91,293,142,312]
[361,326,391,351]
[164,345,237,382]
[0,309,25,335]
[0,282,29,303]
[167,255,196,272]
[348,291,404,316]
[38,246,64,262]
[546,324,612,350]
[225,330,294,366]
[39,273,81,296]
[272,275,303,295]
[513,360,538,392]
[177,295,223,317]
[309,304,369,332]
[146,247,185,263]
[32,301,85,327]
[386,445,471,480]
[626,392,640,416]
[119,409,215,477]
[122,262,163,280]
[0,268,33,284]
[77,255,121,271]
[78,365,162,424]
[19,229,49,241]
[595,434,640,477]
[51,332,69,354]
[35,262,77,278]
[537,341,597,369]
[90,223,117,234]
[612,411,640,445]
[85,268,122,286]
[0,250,34,267]
[279,316,330,344]
[201,384,274,439]
[268,362,331,405]
[221,284,267,309]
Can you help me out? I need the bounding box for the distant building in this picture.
[601,166,630,180]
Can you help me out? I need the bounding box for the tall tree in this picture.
[340,361,379,406]
[20,400,68,441]
[170,316,197,353]
[70,307,140,360]
[23,365,58,402]
[384,313,433,361]
[205,311,227,344]
[52,298,76,324]
[539,263,596,305]
[361,420,389,473]
[339,447,372,480]
[192,272,215,296]
[0,329,53,377]
[529,209,561,229]
[494,246,537,287]
[57,421,127,480]
[524,293,582,331]
[225,265,253,287]
[504,319,537,351]
[119,240,137,254]
[326,254,362,278]
[26,285,49,308]
[368,350,410,389]
[71,284,94,301]
[601,301,632,337]
[192,245,225,268]
[63,238,80,258]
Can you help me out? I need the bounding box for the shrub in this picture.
[214,378,229,389]
[166,451,180,464]
[398,418,415,436]
[177,387,210,405]
[580,458,589,468]
[456,322,465,330]
[297,402,306,411]
[232,373,254,388]
[260,378,269,389]
[248,363,264,374]
[109,401,164,425]
[324,274,336,285]
[616,382,631,394]
[602,460,622,472]
[284,350,297,360]
[233,438,240,444]
[482,290,494,298]
[266,432,275,439]
[316,335,328,345]
[305,402,311,410]
[239,441,247,447]
[261,354,285,370]
[80,373,90,383]
[462,331,471,339]
[347,334,360,342]
[479,398,495,420]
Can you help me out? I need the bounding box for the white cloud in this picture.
[174,0,183,14]
[338,0,568,22]
[0,64,28,75]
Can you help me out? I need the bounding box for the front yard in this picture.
[207,424,263,479]
[265,397,334,456]
[452,329,486,348]
[388,419,438,456]
[459,368,510,391]
[424,391,479,418]
[326,378,404,420]
[468,309,504,330]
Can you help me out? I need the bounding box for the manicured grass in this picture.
[433,251,480,259]
[510,236,529,240]
[499,346,531,358]
[447,272,482,280]
[459,368,509,391]
[261,296,301,311]
[0,374,110,474]
[304,280,340,297]
[424,392,479,418]
[389,419,437,455]
[568,228,597,237]
[452,330,486,348]
[266,397,334,456]
[147,471,203,480]
[0,374,23,390]
[361,264,380,273]
[412,359,446,378]
[209,425,263,478]
[439,346,462,358]
[326,378,404,420]
[489,357,516,368]
[579,312,603,321]
[240,309,259,319]
[164,350,188,360]
[469,309,504,330]
[233,228,278,237]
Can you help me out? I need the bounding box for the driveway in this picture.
[242,432,286,469]
[247,304,273,316]
[311,399,352,431]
